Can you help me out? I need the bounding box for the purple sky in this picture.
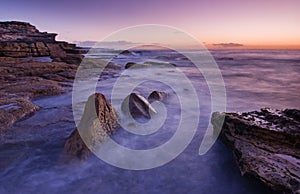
[1,0,299,48]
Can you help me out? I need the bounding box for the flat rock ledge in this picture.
[212,108,300,193]
[0,21,86,64]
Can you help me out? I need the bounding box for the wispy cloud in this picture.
[212,42,244,48]
[73,40,139,48]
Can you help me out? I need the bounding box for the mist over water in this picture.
[1,49,299,193]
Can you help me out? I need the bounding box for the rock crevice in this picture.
[212,108,300,193]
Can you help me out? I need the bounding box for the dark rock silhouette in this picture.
[124,62,137,69]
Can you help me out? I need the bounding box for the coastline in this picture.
[0,21,299,194]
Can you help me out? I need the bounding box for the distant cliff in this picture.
[0,21,85,64]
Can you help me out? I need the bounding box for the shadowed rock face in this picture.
[0,21,85,64]
[212,108,300,193]
[148,91,168,102]
[64,93,119,160]
[121,93,157,119]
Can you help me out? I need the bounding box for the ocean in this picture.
[0,49,299,193]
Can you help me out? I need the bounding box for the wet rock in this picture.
[125,61,176,69]
[120,50,133,55]
[217,57,234,61]
[83,58,121,70]
[148,91,168,102]
[0,97,39,131]
[121,93,157,119]
[53,53,84,64]
[64,93,119,160]
[0,57,79,130]
[211,108,300,193]
[125,62,137,69]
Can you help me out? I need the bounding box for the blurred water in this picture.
[1,49,299,193]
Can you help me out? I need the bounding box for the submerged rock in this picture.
[120,50,133,55]
[124,61,176,69]
[212,108,300,193]
[121,93,157,119]
[64,93,118,160]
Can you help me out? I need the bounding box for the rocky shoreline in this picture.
[212,109,300,193]
[1,20,299,194]
[0,21,85,64]
[0,21,86,134]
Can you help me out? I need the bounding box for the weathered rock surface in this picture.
[0,21,56,42]
[212,108,300,193]
[148,91,168,102]
[0,57,78,131]
[0,21,85,64]
[121,93,157,119]
[64,93,119,160]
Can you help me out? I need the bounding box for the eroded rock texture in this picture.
[0,21,85,64]
[212,108,300,193]
[64,93,119,160]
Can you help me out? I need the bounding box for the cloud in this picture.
[212,42,244,48]
[173,31,184,34]
[73,40,139,48]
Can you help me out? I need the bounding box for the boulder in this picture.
[125,62,137,69]
[121,93,157,119]
[211,108,300,193]
[148,91,168,102]
[64,93,119,160]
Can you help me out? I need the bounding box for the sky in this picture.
[1,0,300,49]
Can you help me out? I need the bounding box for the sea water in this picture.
[0,49,299,193]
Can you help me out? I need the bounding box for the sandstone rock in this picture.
[64,93,119,160]
[46,43,67,58]
[0,57,79,130]
[121,93,157,119]
[0,21,86,64]
[0,97,39,131]
[0,21,56,42]
[211,108,300,193]
[148,91,168,102]
[54,54,83,64]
